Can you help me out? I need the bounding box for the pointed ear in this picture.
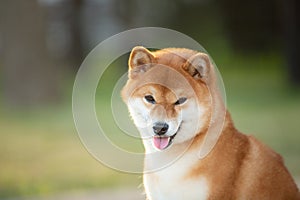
[183,53,211,81]
[128,46,155,78]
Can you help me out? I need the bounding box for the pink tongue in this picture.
[153,136,170,150]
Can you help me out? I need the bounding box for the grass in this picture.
[0,50,299,198]
[0,106,141,198]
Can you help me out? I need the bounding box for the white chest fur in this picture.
[143,150,209,200]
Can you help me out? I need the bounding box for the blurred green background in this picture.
[0,0,299,199]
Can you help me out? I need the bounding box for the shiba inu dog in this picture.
[121,46,300,199]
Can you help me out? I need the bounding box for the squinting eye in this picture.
[174,97,187,105]
[144,95,156,104]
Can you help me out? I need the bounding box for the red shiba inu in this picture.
[121,46,300,200]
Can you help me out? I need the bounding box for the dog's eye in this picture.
[174,97,187,105]
[144,95,156,104]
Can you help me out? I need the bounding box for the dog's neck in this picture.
[143,112,234,173]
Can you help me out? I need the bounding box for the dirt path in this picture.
[8,188,144,200]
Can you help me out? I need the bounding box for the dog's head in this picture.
[122,46,213,152]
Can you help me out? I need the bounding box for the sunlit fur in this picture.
[122,47,300,200]
[126,83,208,153]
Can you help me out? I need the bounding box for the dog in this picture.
[121,46,300,199]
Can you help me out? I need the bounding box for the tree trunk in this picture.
[282,0,300,86]
[0,0,60,107]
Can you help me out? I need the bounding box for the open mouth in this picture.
[153,133,177,150]
[152,125,181,150]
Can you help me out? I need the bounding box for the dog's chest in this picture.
[144,154,209,200]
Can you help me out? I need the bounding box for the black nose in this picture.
[153,122,169,135]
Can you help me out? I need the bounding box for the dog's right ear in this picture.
[128,46,156,79]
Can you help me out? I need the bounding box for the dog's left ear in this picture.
[128,46,156,79]
[183,53,211,81]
